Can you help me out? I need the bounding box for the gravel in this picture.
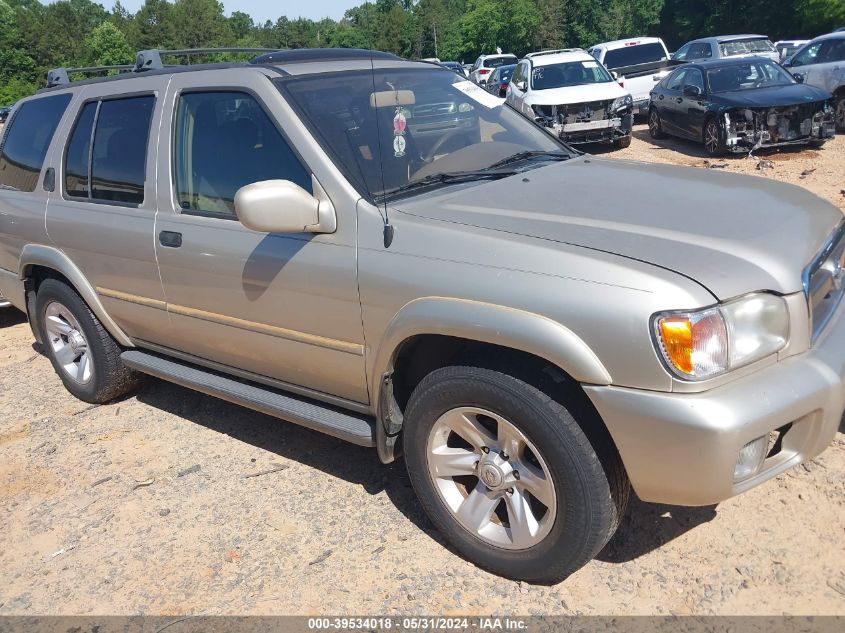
[0,126,844,615]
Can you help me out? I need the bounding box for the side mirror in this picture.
[683,85,702,97]
[234,178,336,234]
[792,72,804,83]
[516,80,527,92]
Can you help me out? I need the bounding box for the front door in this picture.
[152,70,369,405]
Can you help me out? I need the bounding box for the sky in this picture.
[44,0,358,22]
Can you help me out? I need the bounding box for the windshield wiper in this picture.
[485,150,573,170]
[378,169,518,201]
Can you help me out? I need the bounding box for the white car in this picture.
[784,31,845,132]
[469,53,518,86]
[506,49,633,148]
[672,35,780,64]
[774,39,809,61]
[588,37,674,114]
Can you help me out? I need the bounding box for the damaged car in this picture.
[649,57,836,156]
[507,49,633,149]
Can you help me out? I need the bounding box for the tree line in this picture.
[1,0,844,104]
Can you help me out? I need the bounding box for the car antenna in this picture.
[369,52,394,248]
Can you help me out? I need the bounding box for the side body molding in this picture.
[18,244,134,347]
[371,297,612,398]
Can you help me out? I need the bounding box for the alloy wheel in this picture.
[44,301,93,385]
[426,406,557,550]
[705,121,720,155]
[649,110,661,136]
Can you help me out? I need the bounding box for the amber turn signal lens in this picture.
[658,317,693,375]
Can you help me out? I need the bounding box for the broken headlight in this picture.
[652,293,789,381]
[611,94,633,113]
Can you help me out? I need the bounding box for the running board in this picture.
[120,350,376,446]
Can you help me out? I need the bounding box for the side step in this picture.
[120,350,376,447]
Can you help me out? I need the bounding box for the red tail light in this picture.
[479,69,491,75]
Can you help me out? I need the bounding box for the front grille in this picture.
[805,224,845,341]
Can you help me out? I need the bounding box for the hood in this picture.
[710,84,831,108]
[395,157,842,299]
[525,81,627,106]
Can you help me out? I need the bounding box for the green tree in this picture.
[85,21,134,66]
[172,0,230,49]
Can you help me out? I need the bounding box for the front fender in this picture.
[19,244,134,347]
[370,296,612,403]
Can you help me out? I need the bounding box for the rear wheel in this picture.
[648,107,667,139]
[403,365,629,584]
[36,279,140,403]
[703,117,726,157]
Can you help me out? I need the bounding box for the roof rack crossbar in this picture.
[46,65,135,87]
[135,48,278,72]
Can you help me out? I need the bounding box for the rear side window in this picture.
[603,43,667,69]
[173,91,311,218]
[64,96,154,205]
[0,94,71,192]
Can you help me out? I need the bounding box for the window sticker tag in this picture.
[582,61,598,68]
[452,81,503,108]
[393,107,407,157]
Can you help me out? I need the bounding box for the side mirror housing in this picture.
[683,85,702,97]
[516,80,527,92]
[792,72,804,83]
[234,178,336,234]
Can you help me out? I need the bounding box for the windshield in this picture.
[706,59,795,92]
[532,60,613,89]
[279,68,568,202]
[719,38,776,56]
[484,56,517,68]
[603,42,667,69]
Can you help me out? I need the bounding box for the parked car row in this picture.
[457,26,843,157]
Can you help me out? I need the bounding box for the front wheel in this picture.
[703,117,727,157]
[835,95,845,133]
[403,365,629,584]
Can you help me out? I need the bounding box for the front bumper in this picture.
[546,112,633,145]
[584,295,845,506]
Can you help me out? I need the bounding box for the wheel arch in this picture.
[19,244,133,347]
[371,297,613,462]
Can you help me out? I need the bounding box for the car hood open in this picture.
[394,156,842,299]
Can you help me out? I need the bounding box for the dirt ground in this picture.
[1,125,844,617]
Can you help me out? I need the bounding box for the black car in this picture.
[486,64,516,97]
[648,57,836,156]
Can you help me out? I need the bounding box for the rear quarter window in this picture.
[0,94,72,193]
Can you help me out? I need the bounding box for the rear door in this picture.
[656,68,687,134]
[46,76,170,344]
[152,69,368,405]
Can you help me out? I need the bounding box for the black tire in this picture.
[703,116,727,157]
[835,94,845,134]
[648,107,667,139]
[613,135,632,149]
[36,278,140,403]
[403,365,629,584]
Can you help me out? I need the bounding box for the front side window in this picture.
[0,94,71,192]
[531,60,613,90]
[791,42,821,67]
[174,91,311,218]
[666,69,687,91]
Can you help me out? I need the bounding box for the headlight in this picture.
[611,94,633,112]
[652,293,789,380]
[458,102,474,113]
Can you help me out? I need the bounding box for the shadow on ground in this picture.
[134,376,721,571]
[0,307,26,328]
[597,496,717,564]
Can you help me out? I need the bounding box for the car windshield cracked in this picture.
[278,67,573,203]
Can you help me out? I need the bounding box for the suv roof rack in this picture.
[46,65,135,88]
[46,47,404,88]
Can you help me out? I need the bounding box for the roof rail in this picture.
[134,48,279,72]
[46,65,134,88]
[524,48,584,59]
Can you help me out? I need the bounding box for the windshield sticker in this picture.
[582,61,598,68]
[393,107,407,158]
[452,81,503,109]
